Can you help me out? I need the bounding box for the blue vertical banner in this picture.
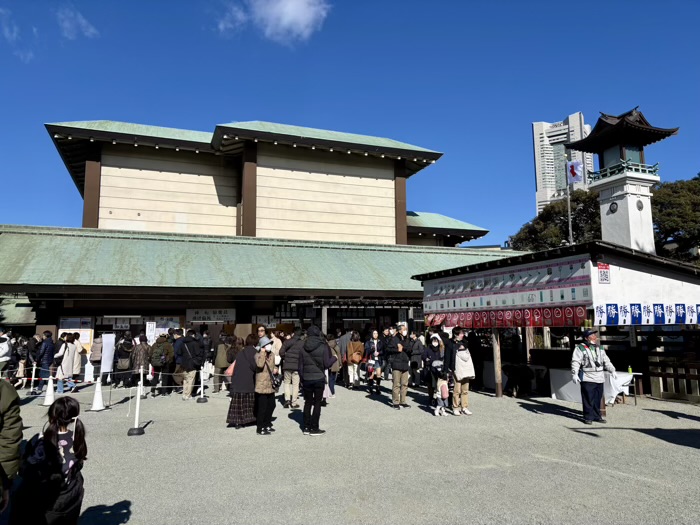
[665,304,675,324]
[653,304,665,325]
[618,304,630,325]
[675,304,686,324]
[606,304,619,325]
[630,304,642,325]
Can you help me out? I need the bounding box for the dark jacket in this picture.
[231,346,257,394]
[0,379,22,484]
[386,334,410,372]
[408,338,425,366]
[422,345,442,367]
[300,326,336,383]
[150,336,174,368]
[279,335,303,372]
[37,338,55,369]
[202,336,214,363]
[364,338,384,360]
[444,338,466,372]
[178,336,204,372]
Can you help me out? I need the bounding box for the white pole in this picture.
[128,366,145,436]
[139,365,147,400]
[30,363,37,393]
[196,367,208,404]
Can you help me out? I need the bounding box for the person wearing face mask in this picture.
[423,334,444,405]
[407,331,425,388]
[254,336,277,436]
[386,325,410,410]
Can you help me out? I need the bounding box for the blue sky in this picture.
[0,0,697,245]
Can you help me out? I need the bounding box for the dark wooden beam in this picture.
[241,141,258,237]
[82,160,101,228]
[394,159,408,245]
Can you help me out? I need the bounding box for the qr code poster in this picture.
[597,263,611,284]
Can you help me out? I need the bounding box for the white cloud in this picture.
[57,6,99,40]
[218,4,248,35]
[0,8,20,44]
[248,0,330,43]
[217,0,330,44]
[14,49,33,63]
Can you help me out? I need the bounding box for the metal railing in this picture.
[588,160,660,182]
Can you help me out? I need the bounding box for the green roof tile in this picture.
[47,120,213,144]
[217,121,440,154]
[407,211,488,232]
[0,226,515,293]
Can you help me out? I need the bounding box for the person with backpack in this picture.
[113,333,134,388]
[10,396,87,525]
[149,334,174,397]
[176,330,204,401]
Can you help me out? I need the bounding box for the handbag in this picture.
[117,357,131,370]
[224,360,236,378]
[266,361,282,392]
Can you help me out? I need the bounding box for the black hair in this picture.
[65,333,75,344]
[452,327,463,338]
[139,335,148,343]
[45,397,87,465]
[174,329,183,336]
[60,332,68,339]
[73,332,81,339]
[186,329,196,337]
[245,334,260,347]
[123,332,133,341]
[42,330,53,338]
[351,331,361,342]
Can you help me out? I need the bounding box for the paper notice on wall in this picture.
[146,322,157,345]
[101,333,116,374]
[597,263,611,284]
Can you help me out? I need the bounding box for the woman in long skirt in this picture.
[226,334,259,429]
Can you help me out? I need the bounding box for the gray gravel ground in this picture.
[16,382,700,525]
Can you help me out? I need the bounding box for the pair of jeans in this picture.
[303,380,325,430]
[392,370,409,405]
[453,378,469,409]
[36,366,50,392]
[329,372,337,395]
[581,381,603,421]
[57,378,75,393]
[256,393,275,432]
[284,370,300,403]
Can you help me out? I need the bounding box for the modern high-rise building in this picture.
[532,112,594,213]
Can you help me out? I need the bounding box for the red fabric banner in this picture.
[574,306,587,326]
[426,313,435,326]
[472,312,482,329]
[504,309,514,327]
[513,309,524,327]
[496,310,505,328]
[542,308,553,327]
[531,308,543,327]
[465,312,473,329]
[552,307,565,327]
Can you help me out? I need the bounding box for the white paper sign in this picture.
[101,334,116,374]
[146,322,157,345]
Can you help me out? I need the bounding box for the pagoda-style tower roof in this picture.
[565,107,678,153]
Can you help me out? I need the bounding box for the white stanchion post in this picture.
[30,363,37,393]
[197,367,208,404]
[42,375,55,406]
[84,361,95,384]
[139,366,147,400]
[89,380,107,412]
[127,370,145,436]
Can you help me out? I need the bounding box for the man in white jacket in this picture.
[571,329,616,425]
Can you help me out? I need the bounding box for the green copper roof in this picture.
[47,120,213,144]
[217,121,440,154]
[0,297,35,326]
[407,211,488,233]
[0,226,514,294]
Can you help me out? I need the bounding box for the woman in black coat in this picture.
[226,334,259,429]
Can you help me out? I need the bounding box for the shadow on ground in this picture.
[81,499,132,524]
[517,398,583,422]
[569,426,700,450]
[644,409,700,424]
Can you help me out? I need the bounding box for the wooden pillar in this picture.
[525,326,535,363]
[394,160,407,245]
[82,160,101,228]
[241,142,258,237]
[492,328,503,397]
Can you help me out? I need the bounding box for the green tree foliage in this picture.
[652,175,700,263]
[509,190,601,251]
[509,177,700,265]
